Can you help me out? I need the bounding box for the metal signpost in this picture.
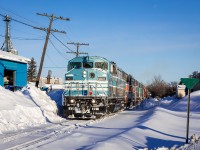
[181,78,200,144]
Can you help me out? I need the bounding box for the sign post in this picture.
[181,78,200,144]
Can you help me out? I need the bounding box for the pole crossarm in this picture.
[67,42,89,57]
[33,27,66,34]
[36,13,70,21]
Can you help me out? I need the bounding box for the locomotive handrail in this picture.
[97,82,107,96]
[64,81,107,97]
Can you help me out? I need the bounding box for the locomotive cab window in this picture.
[95,62,108,70]
[70,62,82,69]
[83,62,93,68]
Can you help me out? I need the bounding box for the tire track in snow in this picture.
[4,114,117,150]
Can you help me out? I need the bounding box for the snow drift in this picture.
[0,85,63,134]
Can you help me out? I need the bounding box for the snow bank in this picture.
[138,96,177,110]
[154,135,200,150]
[177,134,200,150]
[170,90,200,112]
[0,85,63,134]
[138,98,159,110]
[20,85,64,123]
[138,90,200,112]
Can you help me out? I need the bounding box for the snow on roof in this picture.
[0,50,30,64]
[177,84,186,89]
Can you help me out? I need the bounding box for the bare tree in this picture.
[146,75,176,98]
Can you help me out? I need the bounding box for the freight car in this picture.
[62,56,146,118]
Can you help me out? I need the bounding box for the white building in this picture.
[177,84,186,98]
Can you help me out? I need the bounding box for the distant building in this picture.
[39,77,63,85]
[0,50,30,88]
[177,84,186,98]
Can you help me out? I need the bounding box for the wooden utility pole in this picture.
[34,13,70,87]
[67,42,89,57]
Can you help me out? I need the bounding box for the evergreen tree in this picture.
[27,57,37,82]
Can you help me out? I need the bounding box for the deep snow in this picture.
[0,86,200,149]
[0,85,63,134]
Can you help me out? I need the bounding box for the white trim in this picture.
[65,80,108,84]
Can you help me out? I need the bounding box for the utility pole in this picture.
[67,42,89,57]
[34,13,70,87]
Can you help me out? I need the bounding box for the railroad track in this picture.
[3,113,116,150]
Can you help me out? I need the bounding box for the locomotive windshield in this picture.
[95,62,108,70]
[83,62,93,68]
[69,62,82,69]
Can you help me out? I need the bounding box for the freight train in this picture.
[63,56,147,118]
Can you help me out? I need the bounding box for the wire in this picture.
[41,54,67,69]
[45,53,58,68]
[0,33,44,40]
[13,37,44,40]
[0,13,75,51]
[0,13,45,38]
[0,13,5,17]
[10,17,35,28]
[0,6,44,27]
[51,33,74,52]
[0,13,35,28]
[49,38,67,59]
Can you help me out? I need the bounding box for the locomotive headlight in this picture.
[70,99,75,103]
[83,71,87,78]
[91,99,96,104]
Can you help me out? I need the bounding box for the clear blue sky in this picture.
[0,0,200,84]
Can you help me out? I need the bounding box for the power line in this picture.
[9,26,45,37]
[45,53,59,68]
[0,6,44,27]
[0,13,44,38]
[11,17,34,28]
[49,38,67,59]
[51,33,74,52]
[0,12,75,49]
[0,13,34,28]
[0,34,44,40]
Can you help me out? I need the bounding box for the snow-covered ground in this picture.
[0,85,200,149]
[0,85,64,134]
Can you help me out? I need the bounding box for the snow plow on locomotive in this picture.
[63,56,147,119]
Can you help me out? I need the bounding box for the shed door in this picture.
[4,70,15,86]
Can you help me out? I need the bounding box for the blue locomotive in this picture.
[63,56,146,118]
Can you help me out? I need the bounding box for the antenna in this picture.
[1,15,18,55]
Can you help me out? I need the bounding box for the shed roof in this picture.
[0,50,30,64]
[177,84,186,90]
